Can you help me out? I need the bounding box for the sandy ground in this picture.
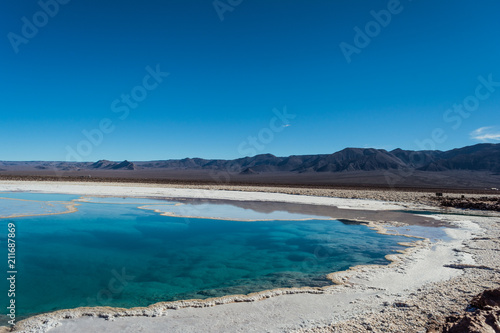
[1,181,499,333]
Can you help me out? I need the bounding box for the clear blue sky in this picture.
[1,0,500,161]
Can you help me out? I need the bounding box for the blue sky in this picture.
[1,0,500,161]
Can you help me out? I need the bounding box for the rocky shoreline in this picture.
[433,196,500,212]
[430,287,500,332]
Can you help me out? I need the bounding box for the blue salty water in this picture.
[0,193,410,322]
[0,192,80,218]
[0,192,80,201]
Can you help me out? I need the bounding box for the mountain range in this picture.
[1,143,499,189]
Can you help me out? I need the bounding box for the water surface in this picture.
[0,192,410,322]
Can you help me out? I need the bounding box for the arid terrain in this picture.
[2,144,500,190]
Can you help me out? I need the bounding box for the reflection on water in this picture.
[140,202,333,221]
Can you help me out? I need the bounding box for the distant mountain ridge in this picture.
[1,143,499,174]
[91,160,136,170]
[129,143,500,174]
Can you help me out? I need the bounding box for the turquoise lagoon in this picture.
[0,192,412,322]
